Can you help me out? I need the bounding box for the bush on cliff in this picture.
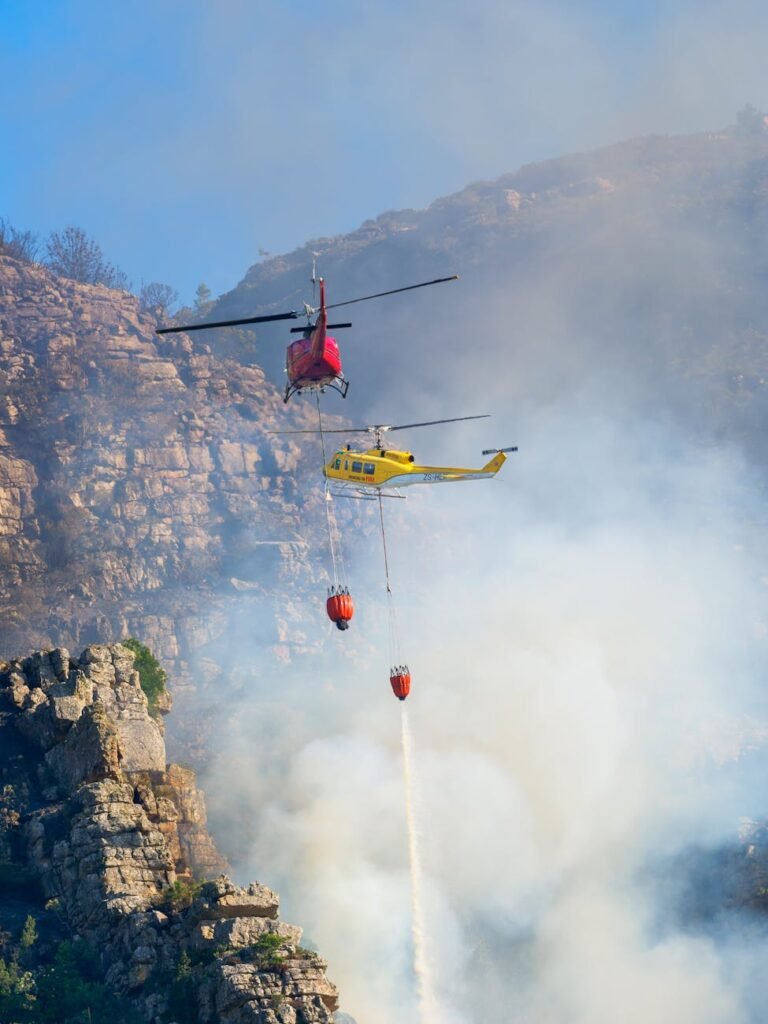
[0,954,35,1018]
[159,878,204,912]
[0,218,39,263]
[165,950,199,1024]
[121,638,167,715]
[139,281,179,318]
[0,932,142,1023]
[251,931,285,970]
[45,225,130,290]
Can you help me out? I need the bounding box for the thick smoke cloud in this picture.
[203,395,768,1022]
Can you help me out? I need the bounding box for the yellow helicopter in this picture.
[274,415,516,499]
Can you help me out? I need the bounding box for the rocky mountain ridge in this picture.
[203,120,768,461]
[0,641,340,1022]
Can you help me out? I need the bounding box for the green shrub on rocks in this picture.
[0,935,142,1023]
[251,931,285,970]
[19,915,37,952]
[34,941,142,1023]
[159,878,204,912]
[165,950,199,1024]
[0,954,35,1018]
[121,638,167,715]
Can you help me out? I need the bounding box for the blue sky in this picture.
[1,0,766,302]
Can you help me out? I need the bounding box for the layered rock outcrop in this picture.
[0,643,340,1023]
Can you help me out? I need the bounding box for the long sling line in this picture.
[315,392,345,587]
[378,490,402,667]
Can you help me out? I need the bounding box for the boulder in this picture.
[195,876,280,920]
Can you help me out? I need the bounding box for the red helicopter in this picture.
[157,272,458,403]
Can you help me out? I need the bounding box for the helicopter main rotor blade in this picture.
[325,274,459,311]
[156,311,300,335]
[267,414,490,436]
[267,427,378,435]
[157,274,458,334]
[386,414,489,432]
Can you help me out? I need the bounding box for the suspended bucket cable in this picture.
[377,490,393,596]
[316,393,353,630]
[316,392,339,584]
[378,491,410,698]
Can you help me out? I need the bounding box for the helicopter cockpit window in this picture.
[334,458,341,469]
[351,461,363,474]
[363,463,376,475]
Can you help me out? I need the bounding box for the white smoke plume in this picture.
[203,397,768,1023]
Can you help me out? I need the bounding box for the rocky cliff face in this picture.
[0,256,349,699]
[0,642,340,1023]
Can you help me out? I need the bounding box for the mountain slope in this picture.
[203,121,768,463]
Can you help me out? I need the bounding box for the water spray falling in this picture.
[401,703,437,1023]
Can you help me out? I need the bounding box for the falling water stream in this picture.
[401,704,438,1024]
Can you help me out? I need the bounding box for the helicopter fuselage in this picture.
[286,332,343,389]
[324,447,507,489]
[283,280,348,402]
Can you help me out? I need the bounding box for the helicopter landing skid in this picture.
[329,485,406,501]
[284,375,349,404]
